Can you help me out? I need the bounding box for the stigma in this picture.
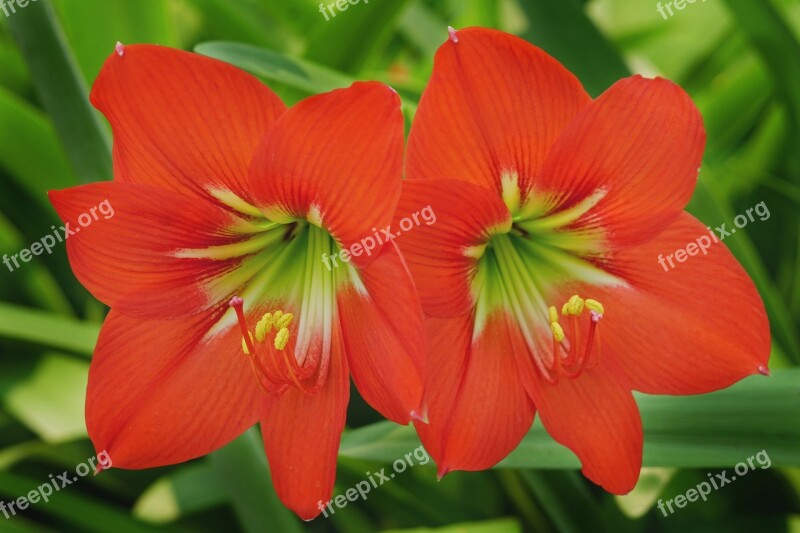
[541,294,605,383]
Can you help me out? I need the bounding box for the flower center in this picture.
[182,192,360,395]
[471,178,624,382]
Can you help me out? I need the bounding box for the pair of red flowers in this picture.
[49,27,770,520]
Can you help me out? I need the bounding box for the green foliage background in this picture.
[0,0,799,531]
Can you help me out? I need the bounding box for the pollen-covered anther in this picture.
[550,322,565,343]
[585,299,605,314]
[255,313,273,342]
[275,312,294,330]
[274,328,290,351]
[564,294,585,316]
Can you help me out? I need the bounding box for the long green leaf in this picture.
[0,470,161,533]
[0,303,98,356]
[340,369,800,467]
[6,0,112,184]
[517,0,630,96]
[195,41,419,114]
[208,429,302,533]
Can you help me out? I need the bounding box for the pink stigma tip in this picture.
[758,365,770,376]
[115,41,125,57]
[590,310,603,323]
[447,26,459,44]
[229,296,244,308]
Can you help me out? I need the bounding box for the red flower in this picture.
[394,27,771,493]
[48,45,425,519]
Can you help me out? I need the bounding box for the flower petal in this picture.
[585,212,770,394]
[535,76,705,246]
[394,179,511,317]
[406,27,590,197]
[416,312,536,474]
[48,182,246,318]
[338,242,425,424]
[86,309,263,469]
[92,44,286,202]
[261,320,349,520]
[250,82,404,265]
[529,358,643,494]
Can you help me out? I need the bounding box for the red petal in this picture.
[587,212,770,394]
[86,310,263,468]
[250,82,404,265]
[262,321,349,520]
[339,242,425,424]
[394,179,511,317]
[92,44,285,202]
[406,27,590,196]
[536,76,705,246]
[529,357,643,494]
[416,312,536,474]
[48,182,243,318]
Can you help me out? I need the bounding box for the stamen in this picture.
[547,296,606,379]
[548,306,559,324]
[274,327,290,350]
[585,299,604,314]
[255,313,274,342]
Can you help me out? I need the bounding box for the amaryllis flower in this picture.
[48,44,425,519]
[394,27,770,493]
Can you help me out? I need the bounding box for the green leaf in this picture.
[6,0,112,183]
[3,354,89,443]
[517,0,630,96]
[208,428,302,533]
[0,303,98,356]
[0,86,77,204]
[722,0,800,146]
[195,41,354,95]
[340,369,800,468]
[133,463,226,524]
[0,470,163,533]
[305,0,412,74]
[384,518,522,533]
[195,41,419,115]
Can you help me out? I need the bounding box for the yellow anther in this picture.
[274,327,290,351]
[561,302,569,316]
[585,299,604,314]
[255,313,274,343]
[566,294,584,316]
[273,310,284,323]
[550,322,565,343]
[275,312,293,330]
[548,306,559,324]
[241,332,255,355]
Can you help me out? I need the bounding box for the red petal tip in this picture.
[410,408,429,424]
[447,26,459,44]
[758,365,771,376]
[436,466,450,481]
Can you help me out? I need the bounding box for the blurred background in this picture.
[0,0,799,531]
